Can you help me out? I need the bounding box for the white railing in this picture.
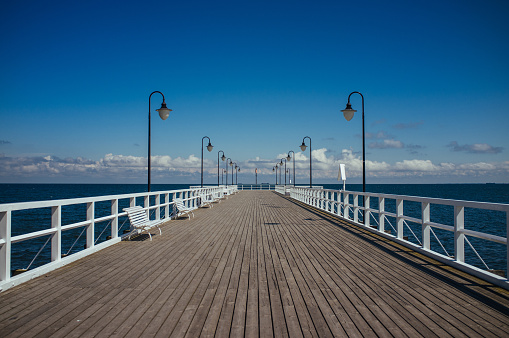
[0,186,228,292]
[290,187,509,289]
[189,185,238,196]
[237,184,274,190]
[274,185,323,194]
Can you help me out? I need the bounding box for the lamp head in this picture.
[229,161,233,166]
[238,168,240,172]
[280,159,283,166]
[221,154,226,161]
[287,154,291,161]
[206,142,213,152]
[156,101,172,120]
[341,103,356,121]
[300,142,307,152]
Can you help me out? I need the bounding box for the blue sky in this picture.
[1,0,508,185]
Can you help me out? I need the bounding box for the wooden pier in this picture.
[0,191,508,337]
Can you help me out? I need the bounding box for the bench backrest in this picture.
[174,199,188,210]
[123,206,149,227]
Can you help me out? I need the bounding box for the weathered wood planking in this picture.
[0,191,508,337]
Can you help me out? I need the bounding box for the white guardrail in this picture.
[0,185,236,292]
[288,186,509,289]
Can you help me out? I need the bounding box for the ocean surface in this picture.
[1,183,508,276]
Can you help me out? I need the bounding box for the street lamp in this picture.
[273,165,278,185]
[226,158,232,186]
[217,150,226,186]
[201,136,214,187]
[299,136,312,187]
[148,91,172,192]
[255,168,258,185]
[236,166,240,185]
[287,150,295,186]
[341,91,365,193]
[280,158,287,185]
[230,161,236,185]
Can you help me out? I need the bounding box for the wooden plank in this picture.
[199,199,251,337]
[245,196,260,338]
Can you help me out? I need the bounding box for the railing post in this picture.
[155,194,161,220]
[111,199,118,239]
[422,202,430,250]
[396,199,404,239]
[344,192,350,220]
[165,193,170,219]
[130,197,135,207]
[378,196,385,233]
[86,202,95,249]
[330,192,334,213]
[454,206,465,262]
[364,195,370,227]
[144,195,150,219]
[353,194,359,223]
[51,205,62,262]
[0,210,11,283]
[337,191,342,217]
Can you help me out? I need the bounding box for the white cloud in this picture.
[448,141,503,154]
[369,139,405,149]
[0,150,508,183]
[394,159,437,171]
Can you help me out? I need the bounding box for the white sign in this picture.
[338,163,346,181]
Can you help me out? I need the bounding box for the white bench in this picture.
[199,194,217,208]
[123,206,163,241]
[173,199,195,219]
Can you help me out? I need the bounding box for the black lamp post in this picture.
[217,150,226,186]
[230,161,236,185]
[273,166,278,185]
[201,136,214,187]
[287,150,295,186]
[280,158,287,185]
[300,136,312,187]
[226,158,232,186]
[148,91,172,192]
[236,166,240,185]
[255,168,258,185]
[341,91,365,193]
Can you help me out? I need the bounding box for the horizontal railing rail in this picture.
[235,184,322,191]
[290,186,509,289]
[237,184,274,190]
[0,185,233,292]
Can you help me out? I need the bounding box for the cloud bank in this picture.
[0,149,507,183]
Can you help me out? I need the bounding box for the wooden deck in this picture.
[0,191,508,337]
